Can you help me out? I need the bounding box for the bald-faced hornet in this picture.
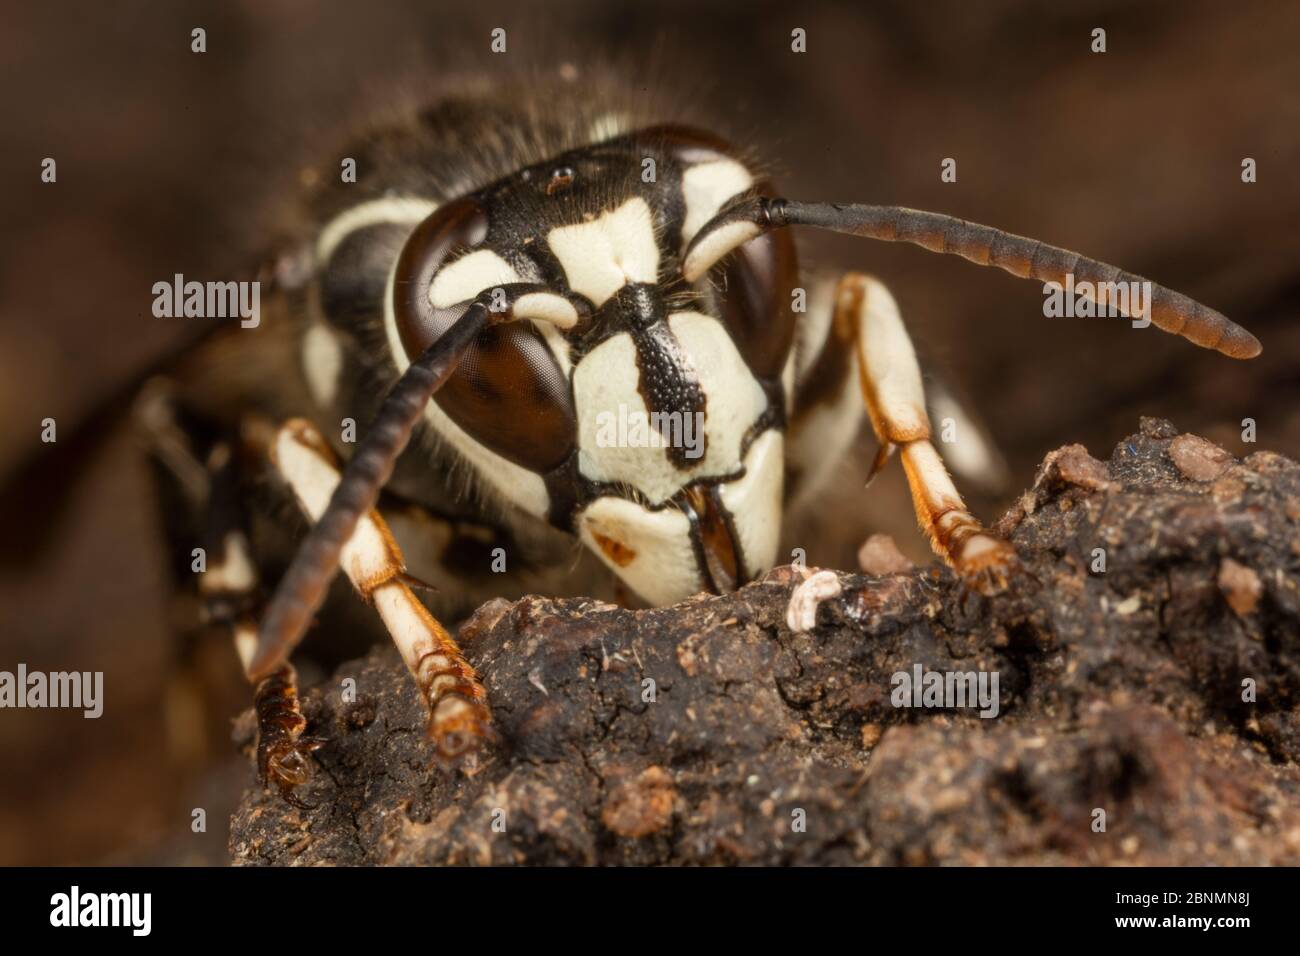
[112,77,1259,803]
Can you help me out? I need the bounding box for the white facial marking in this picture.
[382,262,550,518]
[681,158,753,248]
[429,249,522,309]
[718,430,784,580]
[572,311,767,504]
[683,219,761,282]
[514,291,579,329]
[315,197,437,266]
[578,497,701,605]
[301,322,343,409]
[547,197,660,306]
[669,310,767,464]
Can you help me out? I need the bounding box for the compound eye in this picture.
[630,129,799,380]
[393,198,576,474]
[435,320,577,474]
[394,196,489,356]
[716,182,799,381]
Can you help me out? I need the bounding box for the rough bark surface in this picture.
[229,420,1300,865]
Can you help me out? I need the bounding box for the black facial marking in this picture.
[570,282,712,471]
[631,318,709,471]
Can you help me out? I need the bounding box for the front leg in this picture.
[787,273,1018,587]
[269,419,492,760]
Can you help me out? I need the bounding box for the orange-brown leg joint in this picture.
[373,582,493,760]
[842,273,1017,580]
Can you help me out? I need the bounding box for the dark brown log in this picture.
[230,419,1300,865]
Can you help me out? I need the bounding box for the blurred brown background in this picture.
[1,0,1297,865]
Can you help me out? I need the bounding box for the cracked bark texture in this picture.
[229,420,1300,865]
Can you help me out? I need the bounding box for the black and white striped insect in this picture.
[118,76,1260,802]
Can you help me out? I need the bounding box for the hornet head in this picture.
[387,126,800,604]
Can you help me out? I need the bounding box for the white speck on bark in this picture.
[786,570,842,633]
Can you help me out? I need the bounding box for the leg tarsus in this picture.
[421,664,496,762]
[253,663,326,804]
[846,273,1021,592]
[952,532,1024,597]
